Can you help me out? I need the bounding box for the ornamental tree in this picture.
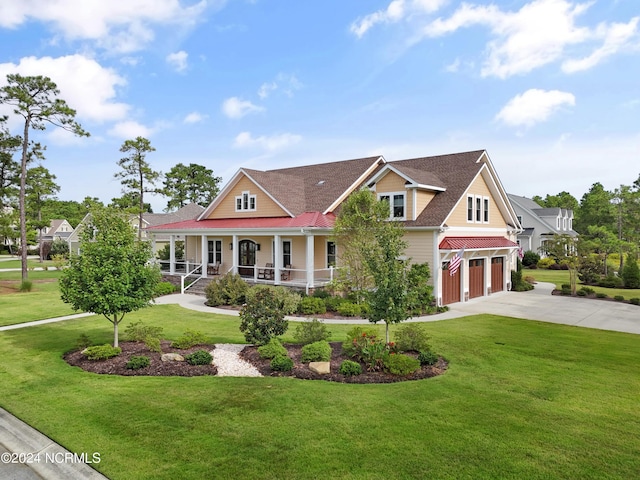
[59,208,161,347]
[0,74,89,282]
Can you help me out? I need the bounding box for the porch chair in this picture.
[257,263,274,280]
[280,265,291,281]
[207,263,220,276]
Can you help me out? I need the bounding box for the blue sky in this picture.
[0,0,638,213]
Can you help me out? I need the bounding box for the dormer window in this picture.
[379,193,405,220]
[236,191,256,212]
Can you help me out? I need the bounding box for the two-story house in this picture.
[507,194,578,257]
[149,150,521,305]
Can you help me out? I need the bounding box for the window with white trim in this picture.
[483,197,489,223]
[235,191,256,212]
[379,193,405,220]
[282,240,292,267]
[327,241,336,267]
[475,196,482,222]
[208,240,222,264]
[467,196,474,222]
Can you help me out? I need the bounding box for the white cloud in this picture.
[0,0,209,53]
[107,120,154,139]
[257,74,302,99]
[350,0,445,38]
[0,55,130,123]
[233,131,302,151]
[221,97,264,119]
[183,112,208,124]
[258,82,277,99]
[495,88,576,127]
[562,17,640,73]
[166,50,188,72]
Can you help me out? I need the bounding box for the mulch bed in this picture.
[64,341,218,377]
[239,341,448,384]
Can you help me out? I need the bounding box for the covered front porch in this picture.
[154,230,339,294]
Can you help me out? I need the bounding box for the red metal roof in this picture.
[439,236,518,250]
[147,212,336,231]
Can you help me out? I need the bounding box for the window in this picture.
[208,240,222,264]
[563,217,566,230]
[483,197,489,223]
[517,215,523,225]
[379,193,405,220]
[235,191,256,212]
[467,196,474,222]
[556,217,560,229]
[476,197,482,222]
[327,241,336,267]
[282,240,292,267]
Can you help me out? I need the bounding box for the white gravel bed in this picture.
[212,344,262,377]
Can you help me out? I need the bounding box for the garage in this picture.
[441,262,461,305]
[468,259,484,299]
[491,257,504,293]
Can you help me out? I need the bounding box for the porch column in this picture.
[274,234,282,285]
[306,234,315,290]
[169,235,176,275]
[232,235,238,274]
[201,234,207,278]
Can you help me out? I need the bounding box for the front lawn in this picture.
[524,268,640,299]
[0,308,638,479]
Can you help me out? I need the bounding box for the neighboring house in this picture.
[67,203,205,255]
[507,194,578,256]
[148,150,521,306]
[41,219,74,244]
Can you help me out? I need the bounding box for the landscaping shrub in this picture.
[257,338,288,359]
[599,275,623,288]
[405,262,435,314]
[18,280,33,292]
[144,337,162,353]
[239,287,289,345]
[171,330,206,349]
[511,268,533,291]
[312,289,331,299]
[125,321,164,343]
[576,289,587,297]
[204,273,248,306]
[339,360,362,376]
[185,349,213,366]
[84,344,122,360]
[550,262,570,270]
[336,301,361,317]
[578,255,604,285]
[522,250,540,267]
[342,326,380,357]
[524,275,536,284]
[630,298,640,306]
[394,323,431,352]
[75,334,92,350]
[246,285,301,315]
[154,281,176,297]
[126,355,150,370]
[49,239,69,259]
[347,331,388,371]
[270,355,293,372]
[298,296,326,315]
[560,284,572,295]
[51,254,68,270]
[383,353,420,375]
[622,255,640,289]
[537,257,556,269]
[301,341,332,362]
[323,296,345,312]
[578,286,595,296]
[418,350,439,366]
[596,292,608,299]
[614,295,625,302]
[292,318,331,345]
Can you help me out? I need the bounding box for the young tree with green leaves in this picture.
[114,136,160,240]
[621,253,640,289]
[25,165,60,262]
[0,74,88,281]
[59,208,161,347]
[162,162,221,211]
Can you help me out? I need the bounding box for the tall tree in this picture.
[162,162,221,211]
[0,74,88,282]
[532,191,579,212]
[0,116,21,251]
[109,192,152,213]
[575,182,614,234]
[59,208,161,347]
[25,165,60,262]
[580,225,619,277]
[114,136,160,240]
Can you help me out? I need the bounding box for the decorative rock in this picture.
[161,353,184,362]
[309,362,330,374]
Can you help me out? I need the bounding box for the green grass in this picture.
[1,308,639,479]
[524,268,640,299]
[0,270,76,326]
[0,259,57,269]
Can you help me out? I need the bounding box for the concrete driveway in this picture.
[445,282,640,335]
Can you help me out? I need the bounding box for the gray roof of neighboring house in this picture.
[144,203,205,226]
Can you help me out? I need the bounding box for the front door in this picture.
[238,240,257,276]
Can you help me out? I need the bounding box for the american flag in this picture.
[448,247,464,276]
[518,247,524,260]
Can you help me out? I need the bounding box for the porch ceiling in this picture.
[439,236,518,250]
